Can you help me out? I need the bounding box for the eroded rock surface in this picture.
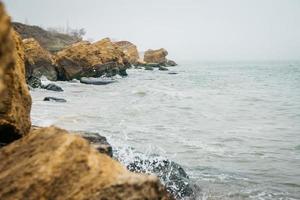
[23,38,58,81]
[115,41,139,65]
[0,126,172,200]
[55,38,130,80]
[0,3,32,144]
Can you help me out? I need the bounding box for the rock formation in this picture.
[55,38,130,81]
[0,126,172,200]
[144,48,177,66]
[23,38,58,81]
[0,3,173,199]
[0,4,32,144]
[115,41,139,65]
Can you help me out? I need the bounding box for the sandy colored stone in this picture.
[23,38,57,80]
[0,3,32,144]
[0,126,172,200]
[144,48,168,65]
[55,38,130,80]
[115,41,140,64]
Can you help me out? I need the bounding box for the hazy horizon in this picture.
[3,0,300,61]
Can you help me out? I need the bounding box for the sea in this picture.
[30,61,300,200]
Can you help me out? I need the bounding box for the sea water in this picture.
[31,61,300,199]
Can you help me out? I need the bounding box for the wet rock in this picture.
[159,66,169,71]
[74,131,113,157]
[43,97,67,103]
[0,126,173,200]
[166,60,177,66]
[168,72,178,75]
[41,83,63,92]
[80,77,116,85]
[23,38,58,81]
[144,66,154,71]
[0,4,32,144]
[55,38,130,81]
[27,76,42,88]
[126,157,195,199]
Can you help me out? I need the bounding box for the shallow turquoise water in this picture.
[31,61,300,199]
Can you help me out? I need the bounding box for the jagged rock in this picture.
[115,41,139,65]
[127,157,195,199]
[27,76,42,88]
[23,38,58,81]
[74,131,113,157]
[144,48,168,65]
[166,60,177,66]
[0,3,32,144]
[55,38,130,81]
[43,97,67,103]
[0,126,173,200]
[41,83,63,92]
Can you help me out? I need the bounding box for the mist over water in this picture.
[31,61,300,199]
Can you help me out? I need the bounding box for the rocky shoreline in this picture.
[0,2,196,200]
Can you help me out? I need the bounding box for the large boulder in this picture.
[0,3,32,144]
[0,126,173,200]
[55,38,130,81]
[23,38,58,81]
[144,48,168,65]
[144,48,177,67]
[115,41,139,65]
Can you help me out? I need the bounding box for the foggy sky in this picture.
[3,0,300,61]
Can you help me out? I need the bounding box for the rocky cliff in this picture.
[144,48,177,66]
[13,22,81,52]
[0,3,172,199]
[55,38,130,80]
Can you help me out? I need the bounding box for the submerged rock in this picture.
[168,72,178,75]
[144,66,154,71]
[80,77,116,85]
[41,83,63,92]
[43,97,67,103]
[23,38,58,81]
[27,76,42,88]
[159,66,169,71]
[0,5,32,144]
[0,126,173,200]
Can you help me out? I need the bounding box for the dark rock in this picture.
[166,60,177,66]
[146,63,161,68]
[168,72,178,75]
[27,76,42,88]
[43,97,67,103]
[80,77,116,85]
[74,131,113,157]
[144,66,154,71]
[41,83,63,92]
[125,156,195,199]
[159,66,169,71]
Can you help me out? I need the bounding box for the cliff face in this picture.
[0,4,32,144]
[13,22,81,52]
[55,38,130,80]
[115,41,140,64]
[23,38,58,81]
